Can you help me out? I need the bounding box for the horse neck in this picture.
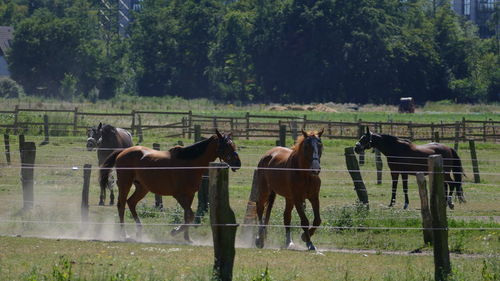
[372,134,406,156]
[192,137,219,166]
[290,142,308,169]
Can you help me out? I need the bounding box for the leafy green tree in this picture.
[8,2,106,99]
[208,9,257,101]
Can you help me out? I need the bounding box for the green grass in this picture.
[0,236,499,281]
[0,98,499,279]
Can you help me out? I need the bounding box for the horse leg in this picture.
[402,173,409,209]
[108,173,115,205]
[308,196,321,238]
[171,195,195,243]
[116,172,133,240]
[127,182,149,241]
[283,198,294,249]
[389,172,399,207]
[98,154,105,206]
[295,200,315,251]
[255,185,269,249]
[444,172,455,209]
[258,191,275,248]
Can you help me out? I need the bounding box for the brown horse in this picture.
[354,128,465,209]
[252,129,323,251]
[87,123,133,205]
[99,130,241,241]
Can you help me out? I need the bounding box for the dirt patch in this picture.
[268,104,338,113]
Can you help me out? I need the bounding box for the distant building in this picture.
[0,26,13,77]
[118,0,143,36]
[452,0,497,37]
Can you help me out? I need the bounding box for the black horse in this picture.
[354,128,465,209]
[87,123,133,205]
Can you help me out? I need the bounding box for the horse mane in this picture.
[169,136,215,159]
[101,124,117,136]
[380,134,412,144]
[292,135,306,153]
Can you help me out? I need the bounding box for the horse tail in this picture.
[451,148,466,202]
[243,169,260,225]
[99,150,121,192]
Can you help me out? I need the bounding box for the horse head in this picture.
[215,129,241,172]
[86,122,103,151]
[300,129,324,175]
[355,127,373,154]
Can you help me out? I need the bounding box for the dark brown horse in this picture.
[99,130,241,241]
[251,129,323,251]
[87,123,133,205]
[355,128,465,209]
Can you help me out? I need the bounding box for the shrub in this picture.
[0,77,23,98]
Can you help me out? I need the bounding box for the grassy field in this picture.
[0,97,499,280]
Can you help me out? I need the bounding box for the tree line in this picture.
[1,0,498,103]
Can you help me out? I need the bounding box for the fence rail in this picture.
[1,106,499,142]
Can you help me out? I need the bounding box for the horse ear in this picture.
[318,128,324,137]
[366,126,370,135]
[98,122,102,130]
[215,129,223,139]
[227,132,233,139]
[302,129,308,138]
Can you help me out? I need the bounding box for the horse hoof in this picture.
[388,203,394,208]
[403,203,409,210]
[306,242,316,251]
[170,226,182,236]
[285,241,295,249]
[448,202,455,210]
[98,201,105,206]
[109,202,114,206]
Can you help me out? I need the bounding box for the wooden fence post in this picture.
[483,121,487,142]
[152,143,163,210]
[81,164,91,222]
[416,173,433,245]
[73,107,78,136]
[279,124,286,147]
[137,114,143,143]
[434,131,440,143]
[357,124,365,166]
[194,124,202,142]
[4,134,10,165]
[13,105,19,135]
[181,117,187,138]
[461,117,466,141]
[468,140,480,183]
[454,122,460,151]
[188,110,193,139]
[428,155,451,281]
[20,141,36,210]
[209,162,237,281]
[131,110,136,136]
[41,114,49,145]
[344,147,369,206]
[409,121,414,141]
[375,148,383,185]
[194,174,209,224]
[245,112,250,140]
[18,134,25,151]
[291,121,298,141]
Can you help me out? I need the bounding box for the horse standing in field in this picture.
[250,129,323,251]
[87,123,133,205]
[354,128,465,209]
[99,130,241,242]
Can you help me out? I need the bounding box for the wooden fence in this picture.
[0,106,499,142]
